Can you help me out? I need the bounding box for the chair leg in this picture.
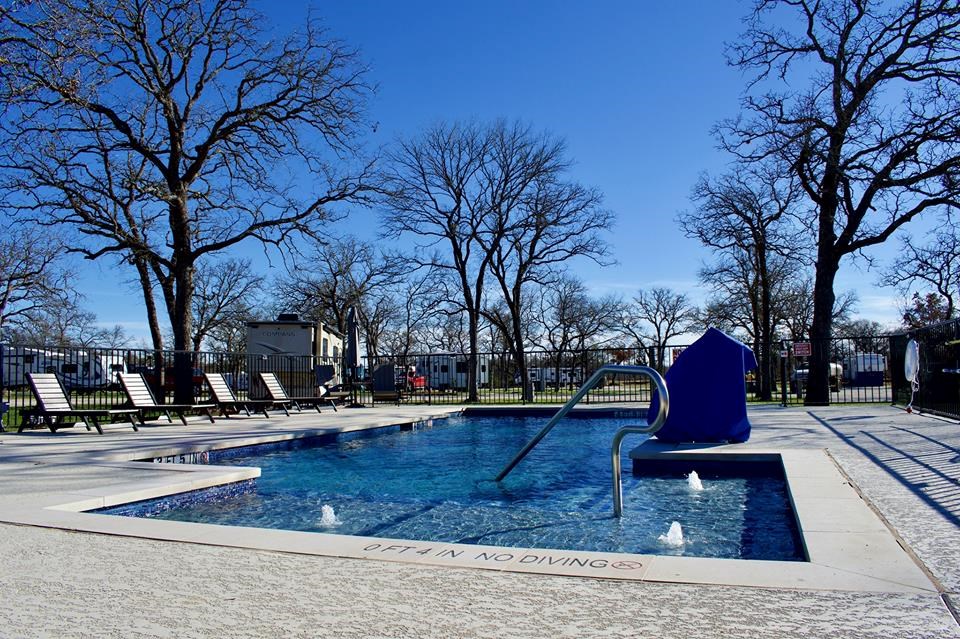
[79,416,93,432]
[89,417,104,435]
[176,410,188,426]
[128,414,139,432]
[18,410,32,433]
[163,409,175,424]
[204,408,215,423]
[44,415,60,433]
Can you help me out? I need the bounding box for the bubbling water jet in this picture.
[687,470,704,491]
[319,504,342,528]
[658,521,684,547]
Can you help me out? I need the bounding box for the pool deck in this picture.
[0,403,958,637]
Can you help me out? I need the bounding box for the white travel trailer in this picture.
[842,353,886,386]
[64,352,127,389]
[0,347,64,388]
[415,353,489,390]
[526,367,584,386]
[0,347,126,389]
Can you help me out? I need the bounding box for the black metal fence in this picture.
[0,332,922,431]
[360,338,896,408]
[0,345,339,430]
[889,319,960,419]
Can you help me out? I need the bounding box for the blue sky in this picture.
[78,0,914,343]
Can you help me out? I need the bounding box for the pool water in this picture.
[105,415,805,560]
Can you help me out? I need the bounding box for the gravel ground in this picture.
[0,404,958,638]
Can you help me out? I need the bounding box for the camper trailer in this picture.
[0,347,64,387]
[0,347,125,389]
[526,367,584,386]
[415,353,489,391]
[63,351,126,389]
[842,353,886,386]
[245,315,344,396]
[246,316,343,360]
[790,362,843,394]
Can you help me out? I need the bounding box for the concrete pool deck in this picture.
[0,403,958,637]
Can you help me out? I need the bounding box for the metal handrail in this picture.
[494,365,669,483]
[611,424,665,517]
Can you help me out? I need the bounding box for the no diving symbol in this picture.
[610,560,643,570]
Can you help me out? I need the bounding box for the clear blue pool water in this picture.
[103,414,805,560]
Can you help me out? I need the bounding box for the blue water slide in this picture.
[648,328,758,443]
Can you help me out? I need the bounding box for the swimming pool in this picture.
[103,413,805,561]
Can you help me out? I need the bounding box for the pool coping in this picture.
[0,411,938,594]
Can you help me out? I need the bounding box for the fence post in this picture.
[780,341,788,407]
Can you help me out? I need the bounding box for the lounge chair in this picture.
[21,372,140,434]
[203,372,290,418]
[314,364,350,406]
[118,372,216,425]
[371,363,403,404]
[257,372,338,413]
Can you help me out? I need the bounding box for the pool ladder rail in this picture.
[494,364,669,517]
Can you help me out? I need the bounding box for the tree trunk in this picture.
[511,313,532,402]
[467,310,479,402]
[133,257,164,353]
[170,198,196,405]
[805,255,839,406]
[806,150,842,406]
[758,250,773,401]
[171,263,196,405]
[133,256,166,400]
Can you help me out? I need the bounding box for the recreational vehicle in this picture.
[790,362,844,394]
[245,315,344,396]
[526,367,584,386]
[0,347,64,387]
[415,353,489,391]
[842,353,886,386]
[0,347,126,389]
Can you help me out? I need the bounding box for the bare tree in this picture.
[620,287,697,372]
[696,251,795,338]
[205,303,258,354]
[378,267,447,361]
[778,278,857,341]
[8,295,129,348]
[881,220,960,319]
[421,312,475,356]
[681,163,806,399]
[0,0,374,401]
[191,258,263,353]
[381,120,573,401]
[722,0,960,404]
[531,274,621,389]
[476,130,614,399]
[836,318,888,354]
[0,224,73,340]
[275,237,403,345]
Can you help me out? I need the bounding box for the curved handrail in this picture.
[494,364,669,482]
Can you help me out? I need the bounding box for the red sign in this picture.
[793,342,812,357]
